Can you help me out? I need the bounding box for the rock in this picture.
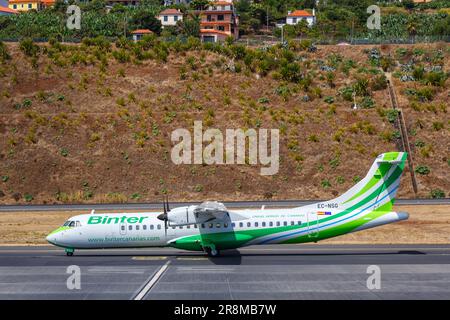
[0,190,5,198]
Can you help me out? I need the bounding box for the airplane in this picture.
[46,152,409,257]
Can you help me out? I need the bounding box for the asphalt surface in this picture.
[0,198,449,212]
[1,245,450,300]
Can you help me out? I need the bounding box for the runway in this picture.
[1,245,450,300]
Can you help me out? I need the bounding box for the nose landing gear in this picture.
[65,248,75,256]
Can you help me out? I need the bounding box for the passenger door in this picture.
[307,212,319,238]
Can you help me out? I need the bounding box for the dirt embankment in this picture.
[0,42,448,204]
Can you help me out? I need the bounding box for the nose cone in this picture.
[46,233,57,245]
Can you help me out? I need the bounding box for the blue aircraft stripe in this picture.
[258,184,399,244]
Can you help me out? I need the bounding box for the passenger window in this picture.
[179,226,183,229]
[121,226,125,231]
[150,225,154,230]
[144,225,147,230]
[224,223,228,228]
[157,225,161,230]
[298,221,301,225]
[276,221,280,227]
[283,221,287,226]
[209,223,213,228]
[262,222,266,227]
[194,224,197,228]
[201,224,205,228]
[231,223,235,228]
[239,222,243,228]
[128,225,132,231]
[171,226,176,229]
[187,225,190,229]
[291,221,294,226]
[136,225,140,230]
[247,222,251,227]
[269,221,273,227]
[216,223,221,228]
[255,222,259,227]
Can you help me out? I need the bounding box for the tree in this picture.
[176,14,201,37]
[190,0,210,10]
[130,11,162,34]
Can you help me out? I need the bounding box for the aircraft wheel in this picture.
[209,249,220,257]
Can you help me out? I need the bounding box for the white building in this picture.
[158,8,184,28]
[286,9,316,27]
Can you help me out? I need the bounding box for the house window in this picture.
[207,15,212,22]
[174,15,178,22]
[218,15,224,21]
[13,4,17,9]
[217,26,225,31]
[164,16,168,22]
[292,17,297,24]
[28,3,32,8]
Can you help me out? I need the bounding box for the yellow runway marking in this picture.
[132,256,167,260]
[177,257,208,260]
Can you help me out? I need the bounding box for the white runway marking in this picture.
[133,260,171,300]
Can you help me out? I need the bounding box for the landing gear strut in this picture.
[65,248,75,256]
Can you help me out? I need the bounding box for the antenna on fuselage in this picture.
[90,209,95,215]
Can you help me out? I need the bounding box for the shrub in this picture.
[415,165,430,175]
[371,74,387,91]
[430,189,445,199]
[321,179,331,188]
[19,38,40,57]
[0,41,10,62]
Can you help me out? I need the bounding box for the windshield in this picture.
[62,220,81,227]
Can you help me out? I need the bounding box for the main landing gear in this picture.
[203,244,220,257]
[65,248,75,256]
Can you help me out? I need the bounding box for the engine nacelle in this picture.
[166,206,197,226]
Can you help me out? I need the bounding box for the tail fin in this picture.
[315,152,407,212]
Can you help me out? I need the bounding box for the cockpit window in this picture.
[63,220,81,227]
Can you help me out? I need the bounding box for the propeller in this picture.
[157,195,170,236]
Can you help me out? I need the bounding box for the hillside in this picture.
[0,39,448,204]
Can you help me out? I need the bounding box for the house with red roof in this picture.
[286,9,316,27]
[131,29,153,42]
[0,5,18,15]
[199,0,239,43]
[158,8,183,28]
